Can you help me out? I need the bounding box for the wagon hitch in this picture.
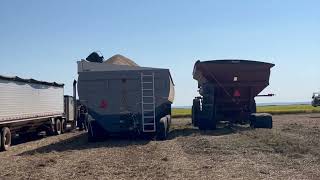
[256,94,275,97]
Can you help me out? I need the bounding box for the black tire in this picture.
[251,114,273,129]
[61,119,66,134]
[157,119,168,140]
[198,119,208,130]
[1,127,12,151]
[250,100,257,113]
[87,120,107,142]
[87,121,95,142]
[55,119,62,135]
[198,104,216,130]
[46,124,55,136]
[192,99,200,127]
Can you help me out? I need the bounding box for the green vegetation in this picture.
[172,104,320,118]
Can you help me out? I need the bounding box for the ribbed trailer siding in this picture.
[0,78,64,123]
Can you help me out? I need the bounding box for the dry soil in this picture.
[0,114,320,180]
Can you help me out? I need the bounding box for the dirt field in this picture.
[1,114,320,180]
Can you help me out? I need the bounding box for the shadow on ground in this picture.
[19,122,252,156]
[19,133,151,156]
[168,122,252,139]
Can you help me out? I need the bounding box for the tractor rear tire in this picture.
[1,127,11,151]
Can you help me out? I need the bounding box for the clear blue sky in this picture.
[1,0,319,106]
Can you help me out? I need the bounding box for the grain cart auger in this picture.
[192,60,275,130]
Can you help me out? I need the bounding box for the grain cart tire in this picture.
[157,117,168,141]
[198,118,208,130]
[88,120,107,142]
[1,127,11,151]
[88,121,98,142]
[250,100,257,113]
[55,119,62,135]
[192,98,200,126]
[61,119,66,134]
[198,104,216,130]
[250,113,272,129]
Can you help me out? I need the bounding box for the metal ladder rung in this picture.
[141,72,156,133]
[143,129,156,132]
[144,123,156,125]
[143,116,154,118]
[143,109,154,111]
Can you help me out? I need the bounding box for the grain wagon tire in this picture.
[156,120,168,141]
[192,98,200,127]
[250,100,257,113]
[1,127,12,151]
[250,116,255,128]
[198,118,208,130]
[55,119,62,135]
[250,114,273,129]
[61,119,66,134]
[87,121,106,142]
[87,121,96,142]
[210,117,217,130]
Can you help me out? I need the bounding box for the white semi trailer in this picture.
[0,75,77,151]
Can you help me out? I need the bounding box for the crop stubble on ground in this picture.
[0,114,320,180]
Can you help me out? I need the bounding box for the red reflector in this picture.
[234,90,241,97]
[100,100,108,109]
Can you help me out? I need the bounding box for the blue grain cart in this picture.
[77,54,174,140]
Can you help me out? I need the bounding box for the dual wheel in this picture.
[193,99,216,130]
[54,119,66,135]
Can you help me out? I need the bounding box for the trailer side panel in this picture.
[0,79,64,123]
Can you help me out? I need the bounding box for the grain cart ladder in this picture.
[141,72,156,132]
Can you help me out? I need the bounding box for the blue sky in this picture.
[0,0,319,106]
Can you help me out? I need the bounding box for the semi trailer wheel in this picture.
[61,119,66,134]
[1,127,12,151]
[55,119,62,135]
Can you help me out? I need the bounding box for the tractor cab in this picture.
[312,92,320,107]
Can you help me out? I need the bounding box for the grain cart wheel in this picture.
[250,100,257,113]
[61,119,66,134]
[198,118,208,130]
[55,119,62,135]
[250,113,272,129]
[1,127,12,151]
[198,104,216,130]
[157,117,168,140]
[88,120,106,142]
[192,98,200,126]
